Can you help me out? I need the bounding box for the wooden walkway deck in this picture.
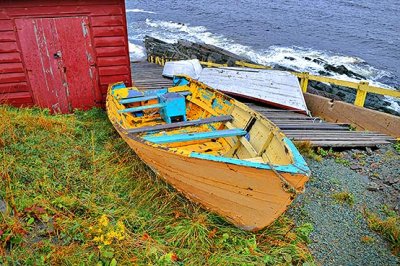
[131,61,395,147]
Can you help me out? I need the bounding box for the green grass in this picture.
[364,208,400,256]
[394,141,400,154]
[0,106,314,265]
[331,191,355,207]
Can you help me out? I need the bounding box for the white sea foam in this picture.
[134,19,399,111]
[128,42,147,62]
[126,9,156,14]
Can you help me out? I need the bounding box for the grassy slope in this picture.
[0,106,313,265]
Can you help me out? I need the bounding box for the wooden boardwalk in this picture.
[131,61,395,147]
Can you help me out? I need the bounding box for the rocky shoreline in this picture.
[144,36,400,116]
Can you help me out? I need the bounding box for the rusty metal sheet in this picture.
[199,67,309,114]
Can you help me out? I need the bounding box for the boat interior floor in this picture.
[111,83,293,167]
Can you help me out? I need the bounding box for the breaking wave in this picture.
[128,41,146,62]
[129,19,399,111]
[126,9,156,14]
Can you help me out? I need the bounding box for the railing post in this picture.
[300,72,309,93]
[354,81,369,107]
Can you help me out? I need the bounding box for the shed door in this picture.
[16,17,97,113]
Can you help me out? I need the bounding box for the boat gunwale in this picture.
[107,78,310,176]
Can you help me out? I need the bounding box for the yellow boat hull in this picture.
[107,77,310,231]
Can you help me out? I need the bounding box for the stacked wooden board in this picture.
[131,61,395,147]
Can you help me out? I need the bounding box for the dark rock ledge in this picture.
[144,36,400,116]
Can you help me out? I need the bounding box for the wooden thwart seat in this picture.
[118,103,164,113]
[128,115,232,134]
[119,91,191,104]
[143,128,247,144]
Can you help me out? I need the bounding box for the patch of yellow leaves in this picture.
[90,215,126,247]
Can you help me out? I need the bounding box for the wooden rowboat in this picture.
[106,76,310,231]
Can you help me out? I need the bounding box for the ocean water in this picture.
[125,0,400,110]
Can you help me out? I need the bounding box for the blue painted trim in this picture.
[112,83,126,90]
[173,76,189,86]
[119,95,159,104]
[118,103,165,113]
[188,137,310,175]
[143,129,247,144]
[282,137,310,174]
[119,91,191,104]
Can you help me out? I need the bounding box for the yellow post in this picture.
[300,72,309,93]
[161,57,165,66]
[354,81,369,107]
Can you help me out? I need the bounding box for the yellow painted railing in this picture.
[147,55,400,107]
[294,72,400,107]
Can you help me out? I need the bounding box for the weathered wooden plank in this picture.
[144,129,247,144]
[130,61,394,148]
[98,65,130,76]
[96,46,127,57]
[0,52,21,63]
[99,74,130,85]
[92,26,125,37]
[0,20,13,31]
[0,91,33,106]
[128,115,232,134]
[94,36,126,47]
[0,62,24,74]
[0,72,26,83]
[91,15,124,27]
[0,42,18,53]
[0,31,16,42]
[2,5,123,17]
[119,103,164,113]
[0,82,28,94]
[97,56,129,67]
[304,93,400,138]
[305,140,392,147]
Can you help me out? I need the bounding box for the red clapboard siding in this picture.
[3,6,123,17]
[0,82,29,94]
[98,65,129,76]
[0,52,21,63]
[1,0,121,7]
[94,36,126,47]
[0,73,26,83]
[96,46,127,57]
[97,55,129,67]
[92,26,125,37]
[0,31,16,42]
[91,15,124,26]
[0,92,33,106]
[100,74,130,85]
[0,0,131,111]
[0,42,18,53]
[0,20,13,31]
[100,85,108,94]
[0,62,24,73]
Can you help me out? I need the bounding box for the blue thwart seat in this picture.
[119,91,191,104]
[118,103,165,113]
[143,129,247,144]
[127,115,232,134]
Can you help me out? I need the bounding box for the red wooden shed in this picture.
[0,0,131,113]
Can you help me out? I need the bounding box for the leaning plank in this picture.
[128,115,232,134]
[143,129,247,144]
[304,93,400,138]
